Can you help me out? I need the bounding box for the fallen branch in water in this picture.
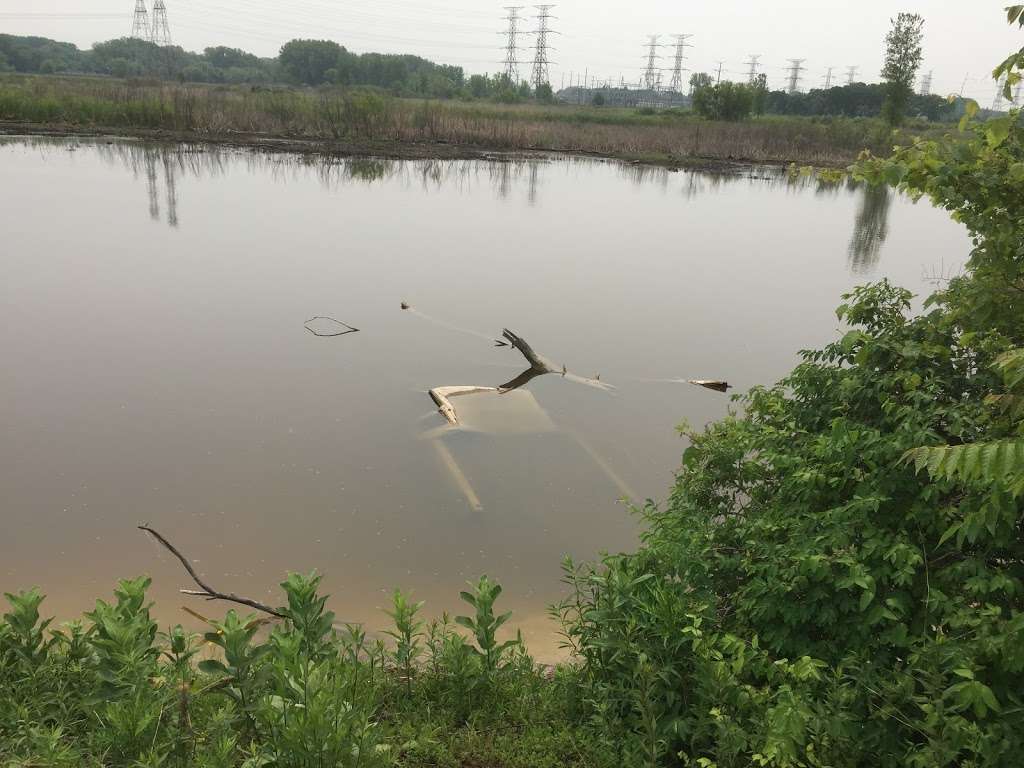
[500,328,614,392]
[686,379,732,393]
[138,525,286,618]
[304,316,359,337]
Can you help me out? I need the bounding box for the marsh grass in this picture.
[0,74,945,165]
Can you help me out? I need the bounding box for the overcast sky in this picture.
[2,1,1019,102]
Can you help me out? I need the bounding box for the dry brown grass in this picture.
[0,74,943,166]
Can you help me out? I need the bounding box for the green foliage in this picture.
[556,11,1024,766]
[0,574,607,767]
[456,575,520,679]
[386,589,425,695]
[881,12,925,126]
[692,80,755,121]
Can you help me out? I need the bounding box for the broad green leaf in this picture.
[985,116,1012,149]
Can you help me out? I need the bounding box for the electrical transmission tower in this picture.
[821,67,834,89]
[667,34,692,93]
[919,70,933,97]
[993,76,1006,111]
[151,0,172,45]
[529,4,556,88]
[643,35,662,91]
[1014,81,1022,107]
[845,65,859,85]
[744,54,761,84]
[500,6,524,83]
[131,0,150,39]
[785,59,806,94]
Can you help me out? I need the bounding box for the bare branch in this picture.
[138,525,286,618]
[304,316,359,337]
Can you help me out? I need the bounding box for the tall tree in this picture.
[688,71,712,95]
[881,12,924,126]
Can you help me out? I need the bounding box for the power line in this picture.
[529,4,556,88]
[785,58,806,94]
[667,33,692,93]
[500,6,524,83]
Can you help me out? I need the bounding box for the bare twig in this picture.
[304,316,359,337]
[138,525,286,618]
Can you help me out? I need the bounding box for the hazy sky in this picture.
[2,1,1019,102]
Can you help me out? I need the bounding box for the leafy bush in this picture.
[556,11,1024,766]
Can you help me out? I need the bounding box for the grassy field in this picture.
[0,73,949,166]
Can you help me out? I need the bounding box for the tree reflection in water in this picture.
[848,183,892,274]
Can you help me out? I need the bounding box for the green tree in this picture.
[535,81,554,102]
[881,12,925,126]
[692,80,754,121]
[278,39,344,85]
[688,71,712,94]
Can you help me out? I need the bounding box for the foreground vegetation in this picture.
[3,9,1024,768]
[0,74,946,166]
[2,574,613,768]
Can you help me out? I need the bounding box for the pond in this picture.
[0,136,969,656]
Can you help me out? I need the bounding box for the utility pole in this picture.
[715,60,725,85]
[845,65,859,85]
[667,33,692,93]
[786,58,806,94]
[131,0,150,40]
[643,35,662,91]
[821,66,834,90]
[743,54,761,84]
[529,4,556,89]
[500,6,524,84]
[919,69,933,97]
[150,0,171,45]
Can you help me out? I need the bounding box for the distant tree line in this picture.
[688,74,955,123]
[0,34,551,102]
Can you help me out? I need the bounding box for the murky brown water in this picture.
[0,137,968,657]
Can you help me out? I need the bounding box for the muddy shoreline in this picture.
[0,120,792,174]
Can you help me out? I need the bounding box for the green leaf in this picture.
[1009,163,1024,182]
[985,116,1012,149]
[198,659,229,675]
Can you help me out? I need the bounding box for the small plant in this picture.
[385,589,425,696]
[455,575,519,680]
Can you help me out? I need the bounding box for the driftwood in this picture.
[500,328,614,392]
[138,525,286,618]
[687,379,732,393]
[428,386,498,426]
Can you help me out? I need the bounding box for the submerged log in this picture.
[429,386,498,425]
